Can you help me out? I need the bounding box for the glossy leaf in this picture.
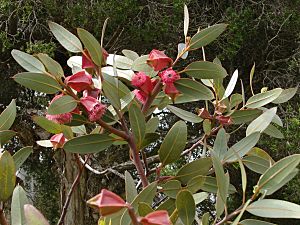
[47,95,77,115]
[257,154,300,195]
[0,99,16,131]
[129,104,146,149]
[125,171,137,203]
[200,213,209,225]
[272,86,298,104]
[167,105,202,123]
[246,199,300,218]
[246,107,277,136]
[181,61,227,79]
[249,63,255,95]
[0,151,16,201]
[63,134,114,154]
[122,49,139,61]
[24,204,50,225]
[11,185,29,225]
[102,67,134,81]
[0,130,16,145]
[13,72,62,94]
[231,109,261,124]
[162,180,182,199]
[13,146,33,170]
[176,158,212,184]
[48,21,82,53]
[159,121,187,166]
[240,219,276,225]
[222,69,238,100]
[176,190,195,225]
[157,199,176,215]
[223,132,260,162]
[71,125,86,135]
[12,49,46,73]
[213,128,228,160]
[140,133,159,149]
[37,53,64,78]
[32,116,62,134]
[189,24,228,50]
[245,88,282,108]
[187,176,206,193]
[138,202,153,217]
[36,140,53,148]
[178,43,188,59]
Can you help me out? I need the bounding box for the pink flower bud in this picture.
[133,89,148,104]
[197,108,211,120]
[80,96,106,122]
[131,72,153,94]
[140,210,171,225]
[65,71,93,92]
[159,68,180,84]
[164,83,179,95]
[83,88,101,99]
[147,49,173,71]
[46,95,72,124]
[216,115,232,126]
[87,189,127,216]
[50,133,66,149]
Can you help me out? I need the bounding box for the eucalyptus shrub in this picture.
[0,5,300,225]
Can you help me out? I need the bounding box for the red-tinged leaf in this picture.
[140,210,171,225]
[87,189,127,216]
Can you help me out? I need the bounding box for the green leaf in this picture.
[231,199,251,225]
[250,63,255,96]
[11,185,29,225]
[78,28,102,66]
[107,55,133,70]
[13,72,62,94]
[36,140,53,148]
[0,99,16,131]
[71,125,86,135]
[231,109,262,124]
[176,190,195,225]
[145,117,159,133]
[181,61,227,79]
[272,86,298,104]
[47,95,77,115]
[245,88,282,108]
[263,124,284,139]
[187,176,206,193]
[0,151,16,201]
[48,21,82,53]
[257,154,300,195]
[246,107,277,136]
[203,119,211,135]
[200,212,210,225]
[24,204,50,225]
[63,134,114,154]
[0,130,16,145]
[37,53,64,78]
[183,4,189,38]
[13,146,33,170]
[213,128,228,160]
[125,171,137,203]
[167,105,202,123]
[157,198,176,214]
[162,180,182,199]
[246,199,300,218]
[240,219,276,225]
[174,78,214,100]
[242,147,274,174]
[131,55,157,76]
[11,49,46,73]
[230,93,243,109]
[223,132,260,163]
[193,192,208,205]
[176,158,212,184]
[32,116,62,134]
[140,133,159,149]
[192,176,236,194]
[120,182,157,225]
[122,50,139,61]
[138,202,153,217]
[159,121,187,166]
[189,24,228,50]
[212,153,227,203]
[129,104,146,149]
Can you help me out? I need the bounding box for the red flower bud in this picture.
[82,48,109,68]
[147,49,173,71]
[83,88,101,99]
[131,72,153,94]
[197,108,211,120]
[140,211,171,225]
[80,96,106,122]
[216,115,232,126]
[133,89,148,104]
[87,189,127,216]
[65,71,93,92]
[159,68,180,84]
[50,133,66,149]
[46,95,72,124]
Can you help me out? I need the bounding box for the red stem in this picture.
[127,205,140,225]
[142,80,163,115]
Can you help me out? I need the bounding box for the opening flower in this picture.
[159,68,180,84]
[50,133,66,149]
[147,49,173,71]
[133,89,148,104]
[65,71,93,92]
[80,96,106,122]
[131,72,153,94]
[83,88,101,99]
